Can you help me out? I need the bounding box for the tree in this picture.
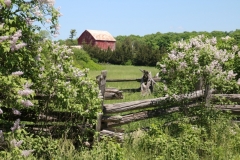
[69,29,77,41]
[38,30,52,40]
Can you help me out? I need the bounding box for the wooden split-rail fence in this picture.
[96,70,240,142]
[1,70,240,144]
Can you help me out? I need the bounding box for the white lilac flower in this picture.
[227,70,237,80]
[35,54,41,61]
[18,89,34,96]
[54,24,60,30]
[11,119,21,132]
[11,71,24,76]
[163,85,168,91]
[193,54,199,65]
[12,108,21,115]
[0,108,3,114]
[162,68,167,73]
[22,150,34,157]
[177,52,185,59]
[232,45,239,53]
[11,139,23,148]
[221,36,231,41]
[168,53,177,60]
[32,6,43,18]
[21,100,34,107]
[14,30,22,37]
[38,46,42,52]
[4,0,11,7]
[210,37,217,45]
[237,78,240,86]
[40,66,45,71]
[179,61,187,69]
[46,19,51,23]
[24,82,33,89]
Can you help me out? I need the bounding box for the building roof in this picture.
[86,30,116,41]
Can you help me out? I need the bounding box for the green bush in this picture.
[72,48,104,70]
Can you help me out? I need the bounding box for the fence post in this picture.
[95,70,107,142]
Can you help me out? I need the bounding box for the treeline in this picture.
[57,30,240,66]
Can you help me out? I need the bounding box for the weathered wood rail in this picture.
[97,70,240,142]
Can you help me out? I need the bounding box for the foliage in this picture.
[72,48,104,70]
[0,0,101,158]
[156,35,240,98]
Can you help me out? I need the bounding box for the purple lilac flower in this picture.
[4,0,11,7]
[21,100,34,107]
[18,89,34,96]
[12,108,21,115]
[11,119,21,132]
[15,43,27,50]
[25,18,34,25]
[0,35,9,41]
[227,70,237,80]
[24,82,33,89]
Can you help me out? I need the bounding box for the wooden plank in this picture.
[104,88,123,100]
[106,77,161,83]
[103,90,206,114]
[104,103,199,128]
[213,94,240,103]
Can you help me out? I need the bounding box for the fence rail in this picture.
[97,70,240,141]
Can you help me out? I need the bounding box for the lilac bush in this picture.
[0,0,101,158]
[156,35,240,98]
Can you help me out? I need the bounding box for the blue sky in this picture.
[53,0,240,40]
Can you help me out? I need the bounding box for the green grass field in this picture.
[88,64,159,103]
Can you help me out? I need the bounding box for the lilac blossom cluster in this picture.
[11,119,21,132]
[4,0,11,8]
[11,138,35,157]
[11,71,24,76]
[38,0,55,7]
[18,82,34,107]
[11,139,23,147]
[157,35,239,92]
[0,30,27,51]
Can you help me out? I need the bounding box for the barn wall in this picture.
[95,41,115,50]
[78,31,95,46]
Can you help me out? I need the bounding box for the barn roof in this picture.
[86,30,116,41]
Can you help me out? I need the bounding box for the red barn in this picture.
[78,30,116,50]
